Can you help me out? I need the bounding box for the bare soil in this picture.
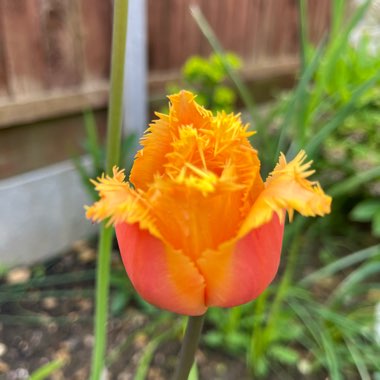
[0,241,251,380]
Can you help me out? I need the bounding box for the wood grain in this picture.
[0,0,46,95]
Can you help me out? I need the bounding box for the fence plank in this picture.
[148,0,171,70]
[0,11,8,97]
[309,0,331,43]
[79,0,112,81]
[40,0,84,88]
[0,0,46,95]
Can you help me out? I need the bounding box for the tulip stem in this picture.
[172,314,206,380]
[90,1,128,379]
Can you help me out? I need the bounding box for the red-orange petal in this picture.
[197,214,284,308]
[115,223,207,316]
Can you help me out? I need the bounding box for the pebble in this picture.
[117,372,133,380]
[42,297,58,310]
[79,248,96,263]
[72,240,89,252]
[0,343,6,357]
[6,267,31,284]
[84,334,94,348]
[0,360,9,373]
[134,333,148,349]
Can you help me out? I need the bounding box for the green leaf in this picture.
[328,166,380,197]
[350,199,380,222]
[373,211,380,237]
[190,5,260,126]
[344,338,371,380]
[188,362,199,380]
[300,244,380,286]
[269,344,300,365]
[329,261,380,304]
[305,72,380,157]
[30,359,65,380]
[203,331,224,348]
[289,300,342,380]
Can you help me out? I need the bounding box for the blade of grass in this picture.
[289,300,342,380]
[83,110,103,172]
[328,261,380,305]
[305,72,380,156]
[274,42,325,161]
[300,244,380,286]
[298,0,309,75]
[344,338,371,380]
[308,0,371,124]
[135,324,180,380]
[330,0,345,40]
[72,156,98,200]
[322,0,371,83]
[328,166,380,197]
[0,288,93,302]
[188,362,199,380]
[0,269,95,291]
[190,5,260,127]
[292,291,373,338]
[295,0,311,148]
[30,358,66,380]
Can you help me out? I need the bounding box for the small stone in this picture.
[14,368,29,379]
[6,267,31,284]
[298,358,312,375]
[74,368,88,380]
[117,372,133,380]
[0,343,6,357]
[134,333,148,349]
[215,362,227,375]
[84,334,94,348]
[78,298,92,312]
[0,360,9,373]
[72,240,89,252]
[79,249,96,263]
[48,322,58,333]
[42,297,58,310]
[51,370,65,380]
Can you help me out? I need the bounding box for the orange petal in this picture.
[239,150,331,236]
[168,90,212,129]
[85,167,159,237]
[130,91,212,190]
[115,222,207,316]
[197,214,284,308]
[130,113,172,190]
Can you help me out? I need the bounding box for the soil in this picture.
[0,240,252,380]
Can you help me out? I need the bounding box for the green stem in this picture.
[172,314,206,380]
[90,1,129,379]
[190,5,260,127]
[265,219,305,335]
[106,0,129,174]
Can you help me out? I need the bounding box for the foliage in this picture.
[192,0,380,378]
[166,53,241,113]
[73,110,137,201]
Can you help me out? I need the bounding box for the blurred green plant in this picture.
[351,199,380,237]
[192,0,380,378]
[166,53,241,113]
[73,110,138,202]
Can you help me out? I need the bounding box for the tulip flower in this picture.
[86,90,331,316]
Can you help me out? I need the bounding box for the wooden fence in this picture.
[0,0,330,178]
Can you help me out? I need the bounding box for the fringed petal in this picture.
[85,167,159,237]
[239,150,331,237]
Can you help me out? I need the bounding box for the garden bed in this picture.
[0,240,252,380]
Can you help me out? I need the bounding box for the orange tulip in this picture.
[86,91,331,316]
